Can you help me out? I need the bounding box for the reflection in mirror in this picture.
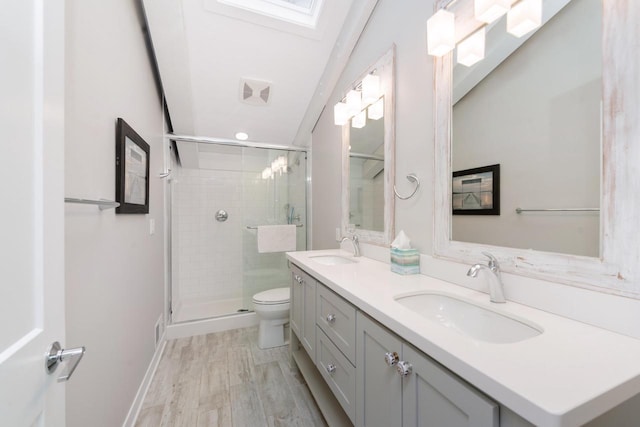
[433,0,639,294]
[451,0,601,257]
[349,108,384,232]
[340,47,395,245]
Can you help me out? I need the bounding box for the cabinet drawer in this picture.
[316,284,356,364]
[316,327,356,424]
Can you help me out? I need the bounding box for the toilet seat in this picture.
[252,287,290,305]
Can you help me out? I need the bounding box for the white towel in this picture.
[257,225,297,253]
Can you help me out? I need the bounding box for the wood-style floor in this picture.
[135,327,328,427]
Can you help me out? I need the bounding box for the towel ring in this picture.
[394,174,420,200]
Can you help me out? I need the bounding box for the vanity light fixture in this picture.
[235,132,249,141]
[333,72,383,127]
[457,27,486,67]
[427,9,455,57]
[352,110,366,129]
[361,74,380,105]
[262,155,288,180]
[507,0,542,37]
[474,0,511,23]
[368,97,384,120]
[271,156,288,175]
[426,0,543,65]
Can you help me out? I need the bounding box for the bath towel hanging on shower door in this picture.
[256,225,296,253]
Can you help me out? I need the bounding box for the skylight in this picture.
[218,0,323,28]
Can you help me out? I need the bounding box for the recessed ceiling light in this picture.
[235,132,249,141]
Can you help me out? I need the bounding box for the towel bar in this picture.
[65,198,120,210]
[246,224,303,229]
[515,208,599,214]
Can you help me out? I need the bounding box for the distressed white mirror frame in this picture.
[433,0,640,297]
[341,47,396,246]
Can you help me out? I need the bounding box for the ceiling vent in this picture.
[240,78,272,106]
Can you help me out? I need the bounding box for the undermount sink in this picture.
[310,255,357,265]
[394,292,542,344]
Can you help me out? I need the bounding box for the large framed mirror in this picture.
[433,0,640,296]
[341,47,396,246]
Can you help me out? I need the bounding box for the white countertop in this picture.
[287,249,640,427]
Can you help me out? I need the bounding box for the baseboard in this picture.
[165,312,259,340]
[122,333,167,427]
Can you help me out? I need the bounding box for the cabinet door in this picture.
[402,345,498,427]
[301,275,316,361]
[290,267,303,336]
[356,313,403,427]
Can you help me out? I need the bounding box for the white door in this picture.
[0,0,66,425]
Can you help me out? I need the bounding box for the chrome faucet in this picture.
[467,252,506,303]
[340,235,361,257]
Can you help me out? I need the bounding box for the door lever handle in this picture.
[45,341,86,382]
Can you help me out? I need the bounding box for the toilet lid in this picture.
[252,287,290,305]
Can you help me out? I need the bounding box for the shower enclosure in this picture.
[169,140,307,323]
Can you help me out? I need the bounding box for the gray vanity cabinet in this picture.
[356,312,403,427]
[357,313,499,427]
[291,263,500,427]
[290,264,317,362]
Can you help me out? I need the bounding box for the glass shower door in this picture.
[241,148,307,310]
[170,141,306,323]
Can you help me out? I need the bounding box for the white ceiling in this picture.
[142,0,377,147]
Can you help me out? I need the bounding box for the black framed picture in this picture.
[115,118,150,214]
[452,164,500,215]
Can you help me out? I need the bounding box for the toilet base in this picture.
[258,318,289,349]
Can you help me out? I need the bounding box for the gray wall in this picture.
[64,0,165,425]
[312,0,435,251]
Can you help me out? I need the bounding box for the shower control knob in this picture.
[384,351,399,367]
[326,363,336,374]
[396,361,413,377]
[215,210,228,222]
[326,314,336,323]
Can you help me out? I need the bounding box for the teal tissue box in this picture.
[390,248,420,275]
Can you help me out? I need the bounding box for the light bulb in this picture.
[507,0,542,38]
[333,101,348,126]
[457,27,485,67]
[361,74,380,105]
[368,97,384,120]
[352,110,366,129]
[346,89,362,117]
[427,9,455,57]
[235,132,249,141]
[474,0,510,24]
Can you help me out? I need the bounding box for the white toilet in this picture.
[252,287,290,349]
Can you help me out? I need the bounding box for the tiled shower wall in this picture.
[172,167,244,304]
[172,149,307,314]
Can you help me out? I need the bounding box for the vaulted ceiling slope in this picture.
[142,0,378,147]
